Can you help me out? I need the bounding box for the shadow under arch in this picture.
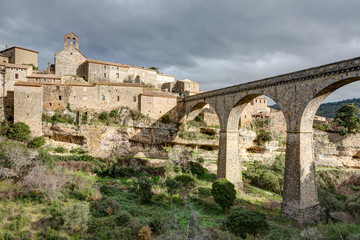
[220,93,287,189]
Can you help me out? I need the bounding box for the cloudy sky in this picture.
[1,0,360,103]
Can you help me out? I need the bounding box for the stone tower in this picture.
[64,32,79,49]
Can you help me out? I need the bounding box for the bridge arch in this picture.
[218,92,287,188]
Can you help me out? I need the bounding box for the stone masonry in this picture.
[179,56,360,223]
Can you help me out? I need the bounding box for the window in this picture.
[147,97,152,104]
[27,95,29,98]
[104,73,107,77]
[67,37,70,45]
[167,99,171,105]
[14,73,19,79]
[192,84,195,88]
[117,96,120,101]
[83,96,87,101]
[158,98,161,104]
[188,83,190,88]
[101,95,105,101]
[116,73,119,78]
[59,96,62,100]
[56,86,60,90]
[133,96,137,102]
[83,87,87,92]
[49,103,52,106]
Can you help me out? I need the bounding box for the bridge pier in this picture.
[281,131,321,223]
[218,130,242,189]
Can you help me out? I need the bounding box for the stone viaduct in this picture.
[178,56,360,223]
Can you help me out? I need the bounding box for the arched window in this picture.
[72,38,76,45]
[67,37,70,45]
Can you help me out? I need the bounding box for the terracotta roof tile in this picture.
[27,74,62,79]
[0,46,38,54]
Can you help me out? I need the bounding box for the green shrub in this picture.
[318,189,345,220]
[161,115,171,123]
[338,128,347,136]
[189,161,206,176]
[7,122,31,141]
[211,178,236,211]
[138,178,153,204]
[0,120,9,135]
[260,171,282,194]
[254,119,269,128]
[53,146,67,153]
[110,109,119,118]
[99,111,110,121]
[66,103,73,112]
[28,136,46,148]
[174,174,196,203]
[63,202,90,234]
[36,227,67,240]
[165,177,180,197]
[37,149,56,169]
[345,192,360,215]
[46,201,66,230]
[313,123,329,131]
[69,148,86,154]
[197,187,212,198]
[225,207,269,238]
[257,129,272,144]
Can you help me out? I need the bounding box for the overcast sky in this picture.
[1,0,360,103]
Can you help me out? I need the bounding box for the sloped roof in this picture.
[0,46,38,54]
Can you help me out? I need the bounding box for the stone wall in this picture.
[42,83,143,113]
[55,47,86,77]
[13,48,38,67]
[139,92,177,119]
[14,83,43,137]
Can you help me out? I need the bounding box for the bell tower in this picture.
[64,32,79,49]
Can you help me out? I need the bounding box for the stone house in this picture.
[0,46,38,68]
[139,91,177,119]
[162,78,200,96]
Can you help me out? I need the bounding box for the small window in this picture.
[133,96,137,102]
[116,73,119,78]
[27,95,29,98]
[56,86,60,90]
[167,99,171,105]
[83,96,87,101]
[14,73,19,79]
[117,96,120,101]
[104,73,107,77]
[49,103,52,106]
[192,84,195,88]
[101,95,105,101]
[158,98,161,104]
[147,97,152,104]
[59,96,62,100]
[83,87,87,92]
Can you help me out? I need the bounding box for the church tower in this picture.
[64,32,79,49]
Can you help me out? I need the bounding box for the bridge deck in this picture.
[184,56,360,102]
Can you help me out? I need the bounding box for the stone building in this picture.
[139,91,177,119]
[162,78,200,96]
[0,53,9,63]
[54,33,175,87]
[240,97,270,127]
[54,32,87,77]
[0,46,38,68]
[14,82,43,137]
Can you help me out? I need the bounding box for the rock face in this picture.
[314,130,360,168]
[43,122,360,169]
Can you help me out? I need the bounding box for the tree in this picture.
[335,103,360,133]
[211,178,236,211]
[148,66,160,73]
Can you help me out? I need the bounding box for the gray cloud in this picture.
[1,0,360,103]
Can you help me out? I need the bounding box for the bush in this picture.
[110,109,119,118]
[165,177,180,197]
[161,115,171,124]
[189,161,206,176]
[318,189,345,220]
[63,202,90,234]
[225,207,269,238]
[7,122,31,141]
[174,174,196,203]
[338,128,347,136]
[138,178,153,204]
[313,123,329,132]
[37,149,56,169]
[99,111,110,122]
[53,146,67,153]
[46,201,66,230]
[197,187,212,198]
[0,120,9,135]
[28,136,46,148]
[257,129,272,144]
[211,178,236,211]
[345,192,360,215]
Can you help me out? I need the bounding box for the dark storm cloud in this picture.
[1,0,360,102]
